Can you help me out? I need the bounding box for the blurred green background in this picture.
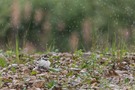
[0,0,135,52]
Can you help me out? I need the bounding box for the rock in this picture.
[11,64,18,67]
[32,80,45,88]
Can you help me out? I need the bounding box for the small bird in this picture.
[37,55,51,69]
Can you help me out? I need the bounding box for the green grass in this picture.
[15,37,20,63]
[0,57,7,67]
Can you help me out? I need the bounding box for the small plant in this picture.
[46,80,56,89]
[89,53,98,72]
[11,67,16,73]
[74,49,83,57]
[45,40,58,53]
[0,58,7,67]
[15,35,20,63]
[30,70,38,75]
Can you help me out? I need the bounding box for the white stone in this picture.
[11,64,18,67]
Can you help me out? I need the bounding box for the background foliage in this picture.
[0,0,135,52]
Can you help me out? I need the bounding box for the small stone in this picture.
[61,70,68,74]
[11,64,18,67]
[33,80,45,88]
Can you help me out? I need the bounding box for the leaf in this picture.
[46,80,56,89]
[31,70,38,75]
[49,67,61,72]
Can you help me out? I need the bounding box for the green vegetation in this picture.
[0,0,135,51]
[0,57,7,67]
[15,36,20,63]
